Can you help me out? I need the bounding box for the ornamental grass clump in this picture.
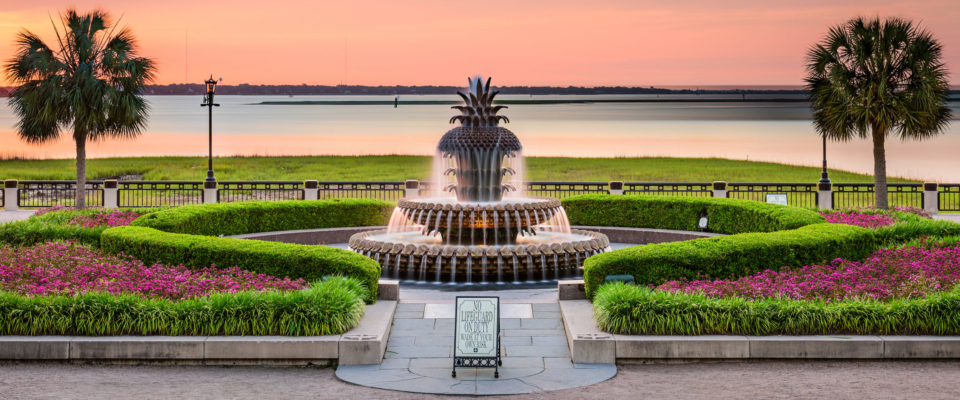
[657,241,960,302]
[0,241,306,300]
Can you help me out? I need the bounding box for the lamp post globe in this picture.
[202,75,220,184]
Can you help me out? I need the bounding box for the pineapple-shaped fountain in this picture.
[349,77,610,284]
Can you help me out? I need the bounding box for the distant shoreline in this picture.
[255,98,813,106]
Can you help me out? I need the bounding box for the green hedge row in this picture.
[101,226,382,303]
[0,207,165,248]
[582,223,875,298]
[594,283,960,335]
[562,194,826,234]
[131,199,392,236]
[0,278,367,336]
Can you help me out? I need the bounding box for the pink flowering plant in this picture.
[0,241,306,300]
[656,240,960,302]
[66,209,141,228]
[820,205,930,229]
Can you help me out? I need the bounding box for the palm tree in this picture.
[4,9,156,208]
[805,16,951,210]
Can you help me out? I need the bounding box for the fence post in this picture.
[608,181,624,195]
[203,180,218,204]
[924,182,938,215]
[103,180,118,209]
[818,181,833,210]
[405,180,419,198]
[712,181,726,198]
[3,180,17,211]
[304,180,319,201]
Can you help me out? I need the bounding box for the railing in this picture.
[524,182,609,199]
[2,180,956,212]
[940,184,960,212]
[318,181,405,202]
[219,181,303,202]
[118,181,204,208]
[17,180,104,208]
[726,183,818,208]
[833,183,924,209]
[627,182,713,197]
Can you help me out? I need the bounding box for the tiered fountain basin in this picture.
[348,228,609,284]
[348,196,610,283]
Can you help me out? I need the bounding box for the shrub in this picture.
[0,277,366,336]
[874,218,960,246]
[656,241,960,302]
[562,194,825,234]
[1,241,307,300]
[131,199,392,236]
[593,282,960,336]
[0,207,162,248]
[582,223,876,298]
[101,226,382,302]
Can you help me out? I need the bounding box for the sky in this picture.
[1,0,959,87]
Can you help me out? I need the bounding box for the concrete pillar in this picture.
[818,182,833,210]
[203,180,218,204]
[304,180,319,201]
[608,181,624,195]
[924,182,939,215]
[712,181,727,198]
[405,180,419,198]
[3,179,17,211]
[103,180,118,209]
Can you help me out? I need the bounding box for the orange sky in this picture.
[2,0,959,86]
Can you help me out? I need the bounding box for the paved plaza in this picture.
[336,288,616,394]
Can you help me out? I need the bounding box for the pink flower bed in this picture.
[67,209,141,228]
[821,212,896,228]
[0,242,306,300]
[656,242,960,302]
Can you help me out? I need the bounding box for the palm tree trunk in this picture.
[75,132,86,209]
[872,123,888,210]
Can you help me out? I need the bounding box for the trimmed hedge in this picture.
[594,283,960,335]
[562,194,825,234]
[131,199,392,236]
[0,207,165,248]
[102,199,394,302]
[0,277,367,336]
[101,226,382,303]
[583,223,875,298]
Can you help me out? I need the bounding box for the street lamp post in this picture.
[819,134,830,185]
[202,75,220,185]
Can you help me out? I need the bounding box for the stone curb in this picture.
[560,300,960,361]
[0,301,396,365]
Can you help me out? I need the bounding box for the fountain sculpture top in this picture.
[439,77,521,202]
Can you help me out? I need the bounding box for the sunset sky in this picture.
[1,0,959,87]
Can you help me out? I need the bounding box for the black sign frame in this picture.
[452,296,502,378]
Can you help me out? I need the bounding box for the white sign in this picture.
[766,194,788,206]
[454,297,499,358]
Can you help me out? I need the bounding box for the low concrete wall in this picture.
[570,226,723,244]
[0,301,397,365]
[560,300,960,362]
[228,226,386,245]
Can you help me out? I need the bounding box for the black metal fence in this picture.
[118,181,204,208]
[524,182,609,199]
[726,183,818,208]
[17,180,104,208]
[832,183,924,209]
[625,182,713,197]
[3,180,956,212]
[219,181,303,202]
[939,184,960,212]
[318,181,405,202]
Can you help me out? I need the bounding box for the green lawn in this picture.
[0,156,914,183]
